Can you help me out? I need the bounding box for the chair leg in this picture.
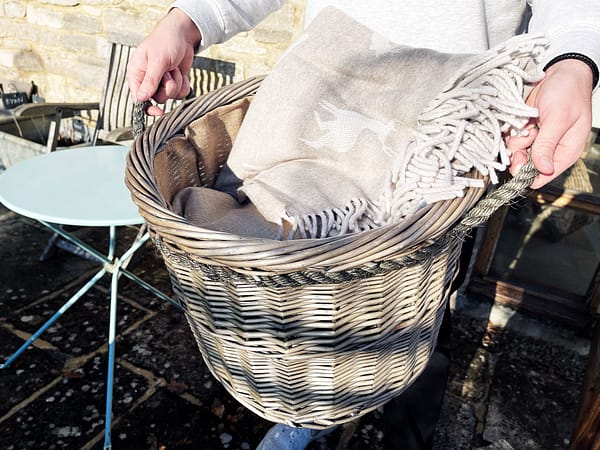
[46,108,63,152]
[570,322,600,449]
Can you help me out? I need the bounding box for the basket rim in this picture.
[125,76,536,274]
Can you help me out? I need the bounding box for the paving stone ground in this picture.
[0,204,591,450]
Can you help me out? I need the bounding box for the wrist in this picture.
[544,53,599,90]
[167,7,202,50]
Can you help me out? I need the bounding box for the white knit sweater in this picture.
[170,0,600,76]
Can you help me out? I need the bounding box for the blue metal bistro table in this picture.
[0,145,179,449]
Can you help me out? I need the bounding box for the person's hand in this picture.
[127,8,201,116]
[506,59,594,189]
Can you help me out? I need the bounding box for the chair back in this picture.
[94,43,134,143]
[189,56,236,96]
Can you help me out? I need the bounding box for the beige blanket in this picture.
[175,7,547,240]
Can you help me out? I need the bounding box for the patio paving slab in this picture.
[0,355,150,450]
[0,328,64,418]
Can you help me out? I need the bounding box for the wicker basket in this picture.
[125,76,537,428]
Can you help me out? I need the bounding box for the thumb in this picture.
[530,121,561,176]
[136,62,167,102]
[508,150,529,176]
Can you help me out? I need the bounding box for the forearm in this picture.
[170,0,287,51]
[528,0,600,89]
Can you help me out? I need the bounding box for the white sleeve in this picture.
[170,0,287,51]
[528,0,600,76]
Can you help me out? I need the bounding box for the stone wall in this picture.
[0,0,305,103]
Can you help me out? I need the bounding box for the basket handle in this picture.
[451,160,538,236]
[132,100,150,139]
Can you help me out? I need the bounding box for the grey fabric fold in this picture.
[172,187,280,239]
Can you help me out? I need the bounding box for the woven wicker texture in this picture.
[125,76,538,428]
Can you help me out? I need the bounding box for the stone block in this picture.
[62,10,102,34]
[253,28,294,45]
[130,0,170,9]
[259,2,297,32]
[43,52,79,77]
[140,6,165,33]
[5,1,27,18]
[42,74,69,101]
[26,3,63,29]
[14,50,43,72]
[220,35,268,56]
[242,60,275,79]
[0,71,21,90]
[105,30,145,48]
[38,0,79,6]
[0,49,16,68]
[7,21,46,42]
[77,51,106,68]
[59,33,97,53]
[102,8,147,46]
[74,60,105,92]
[0,16,22,38]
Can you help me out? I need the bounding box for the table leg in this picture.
[101,229,180,449]
[43,221,180,309]
[3,222,178,449]
[103,256,120,450]
[112,232,182,310]
[40,220,115,266]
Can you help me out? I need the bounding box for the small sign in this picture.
[1,92,29,109]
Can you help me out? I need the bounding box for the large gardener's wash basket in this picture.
[125,75,537,428]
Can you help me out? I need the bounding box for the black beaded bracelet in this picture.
[544,52,599,89]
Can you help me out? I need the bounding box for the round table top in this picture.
[0,145,143,226]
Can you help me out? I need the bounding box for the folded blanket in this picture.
[172,187,280,239]
[216,6,547,239]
